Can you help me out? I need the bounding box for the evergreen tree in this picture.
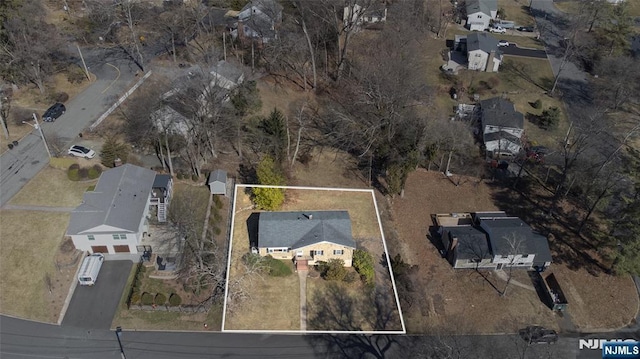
[100,137,129,168]
[252,155,286,210]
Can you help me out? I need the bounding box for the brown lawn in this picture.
[9,166,96,207]
[0,211,79,323]
[390,169,639,333]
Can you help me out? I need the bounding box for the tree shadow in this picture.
[305,333,401,359]
[306,281,402,332]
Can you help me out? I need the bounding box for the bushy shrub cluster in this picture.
[67,164,102,181]
[353,249,375,286]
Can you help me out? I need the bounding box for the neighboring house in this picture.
[466,32,502,72]
[151,61,244,137]
[232,0,283,44]
[343,3,388,29]
[67,164,173,255]
[475,212,552,270]
[208,169,227,195]
[255,210,357,269]
[466,0,497,31]
[479,97,525,158]
[436,211,552,271]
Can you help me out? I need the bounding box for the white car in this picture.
[498,40,510,47]
[490,26,506,34]
[68,145,96,159]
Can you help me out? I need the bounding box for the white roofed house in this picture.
[343,2,388,30]
[66,164,173,255]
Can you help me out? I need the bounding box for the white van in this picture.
[78,253,104,286]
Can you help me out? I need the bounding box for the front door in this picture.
[91,245,108,253]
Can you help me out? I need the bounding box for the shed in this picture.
[208,170,227,195]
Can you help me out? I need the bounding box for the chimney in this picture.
[114,158,122,167]
[308,214,313,220]
[486,50,496,72]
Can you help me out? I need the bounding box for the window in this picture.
[314,250,324,256]
[522,254,530,258]
[333,249,344,255]
[501,255,509,259]
[112,234,127,240]
[268,248,288,253]
[87,235,95,241]
[477,15,482,18]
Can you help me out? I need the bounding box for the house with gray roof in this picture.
[256,210,357,268]
[466,32,502,72]
[67,164,172,255]
[436,211,552,271]
[466,0,497,31]
[479,97,525,158]
[233,0,283,44]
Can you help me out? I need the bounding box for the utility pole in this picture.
[25,113,52,159]
[115,327,127,359]
[76,45,91,82]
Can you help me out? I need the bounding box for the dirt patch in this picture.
[390,169,639,333]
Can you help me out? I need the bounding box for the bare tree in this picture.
[500,233,526,297]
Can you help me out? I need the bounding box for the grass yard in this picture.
[291,148,368,189]
[224,187,398,331]
[0,211,75,322]
[9,166,96,207]
[498,0,537,27]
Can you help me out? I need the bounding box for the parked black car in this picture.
[517,26,535,32]
[519,326,558,344]
[42,103,66,122]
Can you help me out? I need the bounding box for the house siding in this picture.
[467,12,491,31]
[468,50,489,71]
[258,242,354,267]
[453,258,496,269]
[71,233,137,254]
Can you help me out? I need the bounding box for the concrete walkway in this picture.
[493,270,536,291]
[1,204,76,212]
[298,270,308,331]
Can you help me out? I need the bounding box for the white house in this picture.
[466,0,497,31]
[479,97,525,158]
[343,3,387,29]
[67,164,169,255]
[467,32,502,72]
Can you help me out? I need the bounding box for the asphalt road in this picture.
[0,47,138,207]
[62,261,133,330]
[4,313,635,359]
[502,44,547,59]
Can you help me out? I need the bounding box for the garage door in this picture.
[113,245,130,253]
[91,246,108,253]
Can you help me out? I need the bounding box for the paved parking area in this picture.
[502,44,547,58]
[62,260,133,329]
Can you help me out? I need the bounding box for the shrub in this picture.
[540,106,561,130]
[191,174,199,182]
[264,256,292,277]
[154,293,167,306]
[69,163,80,171]
[213,195,223,209]
[129,292,141,306]
[88,165,102,179]
[353,249,375,286]
[213,227,222,235]
[55,92,69,103]
[68,168,80,181]
[252,156,286,210]
[169,293,182,306]
[10,107,33,126]
[67,65,87,84]
[533,99,542,109]
[140,292,154,305]
[487,77,500,89]
[78,167,89,179]
[344,271,358,283]
[323,259,347,281]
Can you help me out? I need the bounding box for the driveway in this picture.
[61,260,133,330]
[501,44,547,59]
